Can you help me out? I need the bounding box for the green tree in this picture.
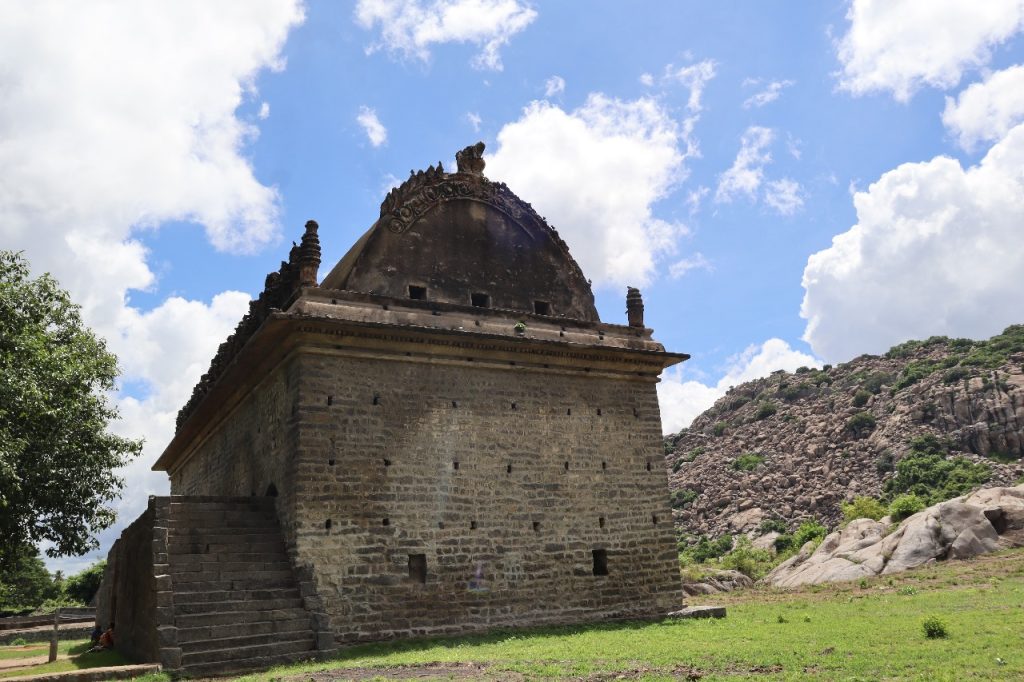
[0,251,141,568]
[0,546,59,614]
[63,560,106,605]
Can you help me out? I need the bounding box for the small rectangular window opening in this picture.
[592,549,609,576]
[532,521,541,532]
[471,292,490,308]
[408,554,427,583]
[408,285,427,300]
[533,300,551,315]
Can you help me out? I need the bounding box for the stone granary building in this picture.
[97,143,688,675]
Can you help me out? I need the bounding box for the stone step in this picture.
[167,540,287,555]
[176,615,313,644]
[174,606,310,630]
[171,568,295,585]
[169,500,275,513]
[179,647,320,677]
[179,629,314,654]
[167,531,284,545]
[168,551,290,564]
[174,596,305,616]
[167,522,280,535]
[169,560,292,575]
[173,587,301,605]
[180,634,315,667]
[166,576,297,592]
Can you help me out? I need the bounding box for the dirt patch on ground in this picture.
[290,663,525,681]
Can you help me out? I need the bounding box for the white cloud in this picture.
[669,253,712,278]
[836,0,1024,101]
[487,94,697,287]
[715,126,775,202]
[258,101,271,120]
[764,178,804,215]
[0,2,304,571]
[354,0,537,70]
[658,339,820,434]
[466,111,482,131]
[544,75,565,97]
[942,64,1024,151]
[801,123,1024,362]
[664,60,717,112]
[357,106,388,146]
[639,72,654,87]
[743,79,794,108]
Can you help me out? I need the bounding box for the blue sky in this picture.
[3,1,1024,572]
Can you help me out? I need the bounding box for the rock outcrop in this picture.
[763,485,1024,587]
[666,327,1024,538]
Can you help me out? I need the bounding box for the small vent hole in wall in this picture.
[327,395,333,406]
[601,461,607,471]
[511,402,517,410]
[408,554,427,583]
[567,408,572,415]
[599,516,606,528]
[382,518,390,526]
[325,519,332,531]
[633,407,639,418]
[507,463,512,474]
[564,461,569,471]
[452,400,458,408]
[471,292,490,308]
[408,285,427,300]
[373,395,380,405]
[597,408,602,416]
[328,459,335,466]
[532,521,541,532]
[592,549,609,576]
[438,521,445,529]
[652,514,659,525]
[646,461,652,472]
[453,461,459,470]
[470,520,477,530]
[383,458,391,467]
[534,300,551,315]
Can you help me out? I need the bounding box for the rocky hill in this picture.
[665,325,1024,539]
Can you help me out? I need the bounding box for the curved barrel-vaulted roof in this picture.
[321,142,600,322]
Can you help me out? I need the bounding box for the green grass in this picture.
[220,549,1024,681]
[0,640,127,679]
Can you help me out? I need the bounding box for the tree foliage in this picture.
[882,436,990,505]
[0,545,60,615]
[63,560,106,605]
[0,251,141,568]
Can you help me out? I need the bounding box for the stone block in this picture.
[160,646,182,670]
[667,606,727,619]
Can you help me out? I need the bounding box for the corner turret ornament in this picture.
[455,141,486,175]
[626,287,645,328]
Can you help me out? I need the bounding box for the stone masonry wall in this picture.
[99,501,158,662]
[170,358,301,540]
[293,351,682,643]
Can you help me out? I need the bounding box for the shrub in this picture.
[985,451,1022,464]
[893,360,938,391]
[852,389,872,407]
[759,518,787,535]
[888,493,925,521]
[822,364,832,371]
[841,496,887,523]
[779,386,802,402]
[922,616,948,639]
[754,402,777,420]
[875,451,895,474]
[718,537,776,579]
[680,446,704,462]
[712,422,727,436]
[671,488,698,508]
[792,520,827,548]
[795,366,811,374]
[883,436,991,505]
[732,452,765,471]
[862,372,894,394]
[63,560,106,606]
[10,637,27,646]
[845,412,877,438]
[682,535,734,563]
[671,458,684,473]
[727,396,749,411]
[943,367,970,384]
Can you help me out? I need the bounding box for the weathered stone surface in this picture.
[764,485,1024,587]
[667,606,726,619]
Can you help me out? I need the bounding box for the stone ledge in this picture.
[1,664,161,682]
[666,606,727,620]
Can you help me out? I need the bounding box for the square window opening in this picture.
[592,549,609,576]
[408,553,427,583]
[408,285,427,300]
[533,300,551,315]
[471,292,490,308]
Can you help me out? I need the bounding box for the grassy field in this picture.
[0,639,126,679]
[203,548,1024,681]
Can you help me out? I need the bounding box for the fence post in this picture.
[48,608,59,662]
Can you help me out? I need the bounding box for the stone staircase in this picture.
[160,497,331,677]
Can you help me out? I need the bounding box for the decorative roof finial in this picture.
[626,287,644,328]
[299,219,321,287]
[456,141,486,175]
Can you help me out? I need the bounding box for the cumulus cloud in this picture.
[836,0,1024,101]
[658,339,820,434]
[715,126,775,202]
[487,94,697,287]
[258,102,271,120]
[354,0,537,70]
[639,72,654,87]
[466,111,482,131]
[801,123,1024,362]
[544,75,565,97]
[669,253,712,279]
[663,60,717,112]
[942,64,1024,151]
[743,79,794,108]
[357,106,388,146]
[0,2,303,570]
